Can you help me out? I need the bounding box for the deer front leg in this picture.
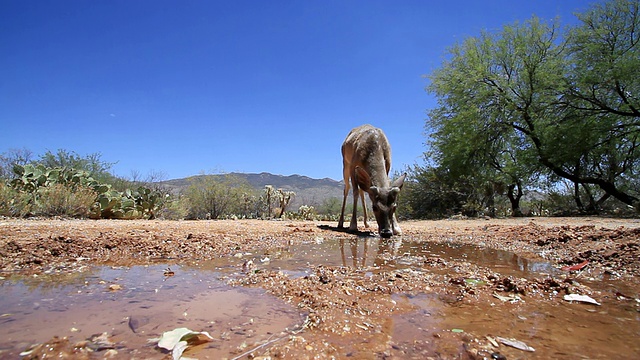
[349,184,359,232]
[360,190,369,228]
[391,213,402,235]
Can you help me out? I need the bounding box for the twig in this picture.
[229,318,307,360]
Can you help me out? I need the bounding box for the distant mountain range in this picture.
[159,172,345,209]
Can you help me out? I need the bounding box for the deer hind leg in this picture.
[338,182,350,229]
[360,190,369,228]
[338,163,351,229]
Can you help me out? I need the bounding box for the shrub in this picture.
[35,184,97,218]
[0,182,32,217]
[298,205,316,220]
[3,159,171,219]
[157,198,188,220]
[183,174,255,220]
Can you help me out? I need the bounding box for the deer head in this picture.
[355,166,406,238]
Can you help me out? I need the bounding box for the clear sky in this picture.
[0,0,596,181]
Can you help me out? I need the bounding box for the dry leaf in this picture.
[496,336,535,352]
[492,292,522,303]
[563,294,601,305]
[158,328,213,359]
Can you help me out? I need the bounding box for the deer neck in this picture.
[364,156,390,188]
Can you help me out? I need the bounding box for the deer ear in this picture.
[391,173,407,189]
[354,166,372,191]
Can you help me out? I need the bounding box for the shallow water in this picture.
[1,236,639,358]
[390,290,640,358]
[0,265,303,358]
[261,237,640,358]
[261,236,558,277]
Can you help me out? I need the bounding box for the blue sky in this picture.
[0,0,595,181]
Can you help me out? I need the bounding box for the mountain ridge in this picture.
[159,172,344,209]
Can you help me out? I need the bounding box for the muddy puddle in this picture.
[258,237,559,277]
[254,237,640,358]
[1,236,639,358]
[390,290,640,358]
[0,265,304,359]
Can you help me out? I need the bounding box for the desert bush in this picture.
[297,205,316,220]
[35,184,96,217]
[281,205,321,221]
[317,213,340,221]
[183,174,255,220]
[0,182,32,217]
[260,185,277,219]
[398,165,470,219]
[4,163,167,219]
[317,197,342,216]
[156,197,188,220]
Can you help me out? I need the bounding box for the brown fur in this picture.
[337,125,406,237]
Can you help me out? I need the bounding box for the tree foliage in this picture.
[37,149,117,184]
[398,165,472,219]
[0,148,34,180]
[183,174,255,219]
[424,0,640,217]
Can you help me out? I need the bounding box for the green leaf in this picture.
[464,279,486,286]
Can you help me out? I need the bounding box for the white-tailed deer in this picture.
[337,124,406,238]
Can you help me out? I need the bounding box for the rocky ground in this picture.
[1,217,639,359]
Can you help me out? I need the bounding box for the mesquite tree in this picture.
[426,0,639,214]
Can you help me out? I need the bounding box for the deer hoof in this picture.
[380,229,393,238]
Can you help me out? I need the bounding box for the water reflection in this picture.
[268,237,558,278]
[337,237,402,268]
[0,268,101,293]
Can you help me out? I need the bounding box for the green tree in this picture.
[318,197,342,216]
[38,149,112,173]
[37,149,118,185]
[568,0,640,118]
[398,164,474,219]
[0,148,34,179]
[562,0,640,210]
[428,17,559,216]
[426,1,640,214]
[183,174,254,219]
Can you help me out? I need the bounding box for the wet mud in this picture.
[0,265,302,359]
[1,218,639,359]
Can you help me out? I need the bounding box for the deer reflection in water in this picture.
[339,237,403,269]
